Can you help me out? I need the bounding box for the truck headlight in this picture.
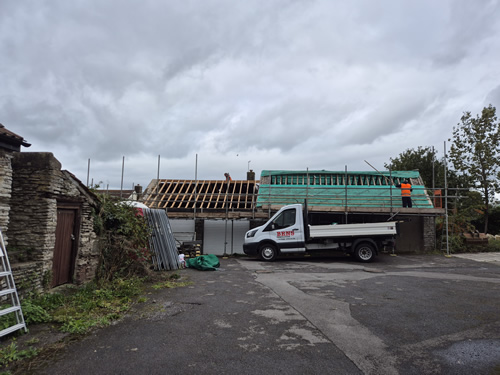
[246,229,258,238]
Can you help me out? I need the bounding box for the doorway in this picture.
[52,207,79,287]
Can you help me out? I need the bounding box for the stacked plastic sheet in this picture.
[143,209,180,271]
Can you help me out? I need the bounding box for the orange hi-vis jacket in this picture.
[401,183,412,197]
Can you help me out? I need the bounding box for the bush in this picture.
[448,234,468,253]
[487,237,500,252]
[92,193,151,282]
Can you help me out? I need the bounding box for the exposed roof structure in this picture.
[0,124,31,151]
[142,179,259,218]
[258,170,442,214]
[141,170,444,219]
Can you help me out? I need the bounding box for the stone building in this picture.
[0,124,31,239]
[1,124,100,295]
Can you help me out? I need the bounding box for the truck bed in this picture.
[308,222,397,238]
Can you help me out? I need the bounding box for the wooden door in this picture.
[52,209,77,287]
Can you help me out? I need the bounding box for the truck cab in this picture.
[244,204,306,261]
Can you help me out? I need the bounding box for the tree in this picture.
[448,104,500,233]
[384,146,452,188]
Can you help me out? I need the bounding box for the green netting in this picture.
[257,170,432,208]
[257,185,433,208]
[262,170,420,187]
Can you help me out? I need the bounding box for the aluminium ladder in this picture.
[0,227,27,337]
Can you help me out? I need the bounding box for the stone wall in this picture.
[10,261,45,297]
[7,152,99,296]
[423,216,436,252]
[0,149,13,242]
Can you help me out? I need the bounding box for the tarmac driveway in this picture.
[37,253,500,375]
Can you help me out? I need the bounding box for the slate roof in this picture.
[0,124,31,151]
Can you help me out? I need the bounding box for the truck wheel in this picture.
[354,242,375,263]
[259,244,278,261]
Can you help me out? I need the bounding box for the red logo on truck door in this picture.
[277,231,295,237]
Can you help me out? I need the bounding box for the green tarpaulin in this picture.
[185,254,220,271]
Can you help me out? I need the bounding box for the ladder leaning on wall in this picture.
[0,227,27,337]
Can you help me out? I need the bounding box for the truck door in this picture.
[264,207,306,253]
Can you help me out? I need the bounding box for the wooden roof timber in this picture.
[178,180,189,208]
[142,179,258,211]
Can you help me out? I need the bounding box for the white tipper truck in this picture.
[243,203,398,262]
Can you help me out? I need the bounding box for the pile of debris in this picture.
[462,231,489,246]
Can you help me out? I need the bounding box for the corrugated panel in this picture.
[143,209,180,271]
[203,220,249,256]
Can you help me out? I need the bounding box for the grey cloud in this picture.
[342,98,434,146]
[487,85,500,107]
[206,97,344,154]
[432,0,500,66]
[1,0,499,188]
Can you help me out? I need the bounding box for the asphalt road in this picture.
[36,253,500,375]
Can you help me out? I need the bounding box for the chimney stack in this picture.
[247,169,255,181]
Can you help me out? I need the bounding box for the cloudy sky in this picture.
[1,0,500,189]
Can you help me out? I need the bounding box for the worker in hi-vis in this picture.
[395,178,413,208]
